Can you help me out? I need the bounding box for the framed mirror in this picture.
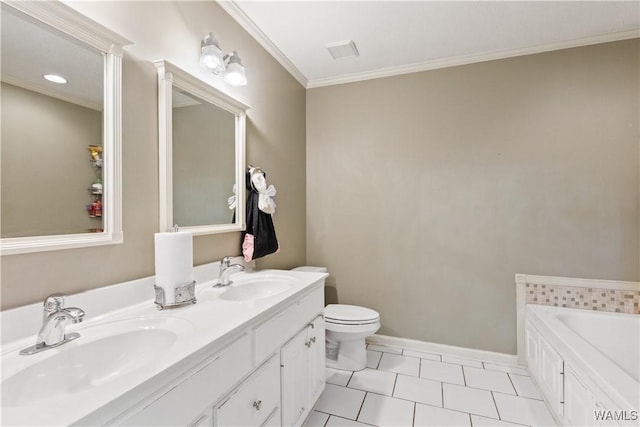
[0,1,130,255]
[154,60,249,235]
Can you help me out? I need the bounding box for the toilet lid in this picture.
[325,304,379,323]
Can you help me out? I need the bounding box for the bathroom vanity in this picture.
[1,265,327,426]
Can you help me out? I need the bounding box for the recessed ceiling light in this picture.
[43,74,67,84]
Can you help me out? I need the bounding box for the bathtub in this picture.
[526,305,639,423]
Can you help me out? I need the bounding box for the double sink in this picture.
[1,271,298,411]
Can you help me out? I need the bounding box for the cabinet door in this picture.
[307,316,325,407]
[540,338,564,417]
[525,322,541,382]
[565,368,596,427]
[281,328,310,427]
[215,354,280,427]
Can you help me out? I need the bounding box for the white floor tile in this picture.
[483,363,529,376]
[326,415,371,427]
[494,392,557,426]
[357,393,415,426]
[348,368,396,395]
[443,383,499,418]
[378,353,420,376]
[442,355,484,368]
[367,344,403,354]
[414,404,471,426]
[326,367,353,386]
[470,414,527,426]
[304,411,330,427]
[393,374,443,407]
[366,350,382,369]
[403,349,441,361]
[314,383,366,420]
[463,366,516,395]
[509,373,542,399]
[420,359,465,385]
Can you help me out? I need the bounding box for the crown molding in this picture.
[217,1,308,88]
[307,29,639,89]
[217,0,638,90]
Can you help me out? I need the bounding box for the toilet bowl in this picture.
[292,267,381,371]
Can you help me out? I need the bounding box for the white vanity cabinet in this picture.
[112,282,325,427]
[120,334,253,426]
[281,315,325,427]
[215,354,281,426]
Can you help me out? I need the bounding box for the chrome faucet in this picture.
[214,256,245,287]
[20,293,85,355]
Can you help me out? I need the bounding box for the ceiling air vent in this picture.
[325,40,360,60]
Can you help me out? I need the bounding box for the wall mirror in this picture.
[0,1,130,255]
[154,60,248,235]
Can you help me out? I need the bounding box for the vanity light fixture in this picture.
[199,32,247,86]
[43,74,67,84]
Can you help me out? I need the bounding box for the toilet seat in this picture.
[325,304,380,325]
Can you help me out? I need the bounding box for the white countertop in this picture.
[1,263,327,426]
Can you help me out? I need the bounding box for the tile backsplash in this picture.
[525,283,639,314]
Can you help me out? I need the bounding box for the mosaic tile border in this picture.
[525,283,639,314]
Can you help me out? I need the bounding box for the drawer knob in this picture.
[253,400,262,411]
[305,341,311,348]
[310,336,316,344]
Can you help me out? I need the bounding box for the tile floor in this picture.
[305,344,557,427]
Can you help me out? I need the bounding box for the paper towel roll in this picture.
[154,231,193,304]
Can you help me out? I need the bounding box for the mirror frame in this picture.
[154,60,249,235]
[0,0,131,256]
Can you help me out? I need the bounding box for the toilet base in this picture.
[326,337,367,371]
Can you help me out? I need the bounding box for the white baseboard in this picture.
[366,334,519,366]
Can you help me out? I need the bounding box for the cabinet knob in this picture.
[310,336,316,344]
[253,400,262,411]
[305,341,311,347]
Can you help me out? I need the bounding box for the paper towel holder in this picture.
[153,280,196,310]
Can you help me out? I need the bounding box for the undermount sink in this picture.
[220,279,293,301]
[199,272,297,302]
[1,316,192,408]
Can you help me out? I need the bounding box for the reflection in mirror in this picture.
[155,60,249,235]
[172,88,236,226]
[0,1,130,255]
[1,3,104,237]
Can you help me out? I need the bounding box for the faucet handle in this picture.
[43,293,66,312]
[221,256,232,268]
[43,293,66,322]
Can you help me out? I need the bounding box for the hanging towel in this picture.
[242,167,279,261]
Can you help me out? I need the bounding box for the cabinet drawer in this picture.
[254,286,324,364]
[122,333,251,426]
[216,354,280,426]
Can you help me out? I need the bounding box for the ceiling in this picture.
[220,1,640,88]
[1,3,103,110]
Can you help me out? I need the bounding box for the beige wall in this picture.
[306,39,639,354]
[0,1,307,310]
[1,83,101,237]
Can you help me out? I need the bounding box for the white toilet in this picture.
[292,266,381,371]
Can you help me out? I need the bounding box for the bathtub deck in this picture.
[306,343,556,427]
